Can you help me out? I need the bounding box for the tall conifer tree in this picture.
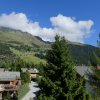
[38,35,91,100]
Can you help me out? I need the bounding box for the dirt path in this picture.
[22,81,40,100]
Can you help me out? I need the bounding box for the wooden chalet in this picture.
[0,71,21,100]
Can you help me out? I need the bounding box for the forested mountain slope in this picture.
[0,27,99,65]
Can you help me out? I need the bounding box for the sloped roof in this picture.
[0,72,20,81]
[76,66,93,80]
[21,68,39,73]
[28,68,39,73]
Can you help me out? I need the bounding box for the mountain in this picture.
[0,27,99,66]
[0,27,50,65]
[0,27,50,48]
[68,44,100,65]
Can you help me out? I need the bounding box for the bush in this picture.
[18,83,29,99]
[21,72,31,84]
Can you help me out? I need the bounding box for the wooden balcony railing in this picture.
[0,84,20,91]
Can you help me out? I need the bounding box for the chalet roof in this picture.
[76,66,93,80]
[21,68,39,73]
[0,72,20,81]
[28,68,39,73]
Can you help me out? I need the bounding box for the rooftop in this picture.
[28,68,39,73]
[21,68,39,73]
[0,72,20,81]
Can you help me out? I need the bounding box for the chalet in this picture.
[21,68,39,79]
[28,68,39,79]
[0,72,21,100]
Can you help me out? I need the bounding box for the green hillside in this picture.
[0,27,99,66]
[68,44,100,65]
[0,27,50,48]
[0,27,49,65]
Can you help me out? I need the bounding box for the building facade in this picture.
[0,71,21,100]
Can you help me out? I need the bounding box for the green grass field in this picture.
[18,83,29,100]
[10,48,46,64]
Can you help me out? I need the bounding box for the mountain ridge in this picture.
[0,26,99,65]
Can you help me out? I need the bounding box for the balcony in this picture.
[0,84,19,91]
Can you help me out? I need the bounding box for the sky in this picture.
[0,0,100,46]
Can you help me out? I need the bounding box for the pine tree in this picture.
[38,35,90,100]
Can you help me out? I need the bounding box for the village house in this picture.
[0,70,21,100]
[28,68,39,79]
[21,68,39,79]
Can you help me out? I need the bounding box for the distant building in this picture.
[21,68,39,79]
[28,68,39,79]
[76,66,93,80]
[0,71,21,99]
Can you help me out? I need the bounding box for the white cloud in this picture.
[0,12,94,43]
[50,14,94,42]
